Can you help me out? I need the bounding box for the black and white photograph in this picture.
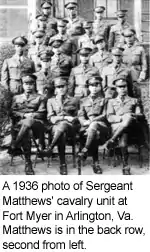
[0,0,149,175]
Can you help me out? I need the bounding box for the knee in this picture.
[58,122,68,132]
[122,117,133,128]
[88,121,98,131]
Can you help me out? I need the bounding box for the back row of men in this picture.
[1,0,148,98]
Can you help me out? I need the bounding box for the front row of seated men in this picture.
[9,73,144,175]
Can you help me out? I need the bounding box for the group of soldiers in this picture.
[0,0,148,175]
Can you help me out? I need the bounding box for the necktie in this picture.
[121,96,125,102]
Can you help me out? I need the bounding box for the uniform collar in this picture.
[116,95,130,103]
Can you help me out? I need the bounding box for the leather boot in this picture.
[92,162,103,174]
[60,164,67,175]
[25,159,35,175]
[122,147,131,175]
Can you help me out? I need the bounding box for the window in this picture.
[94,0,118,18]
[0,0,36,43]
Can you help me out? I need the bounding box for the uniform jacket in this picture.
[11,93,46,123]
[123,42,147,81]
[1,54,35,93]
[66,16,85,36]
[47,95,79,123]
[78,34,95,50]
[68,63,99,97]
[89,51,112,74]
[78,95,108,126]
[101,62,133,95]
[92,19,110,45]
[35,70,53,95]
[108,21,131,50]
[28,44,43,67]
[50,52,73,78]
[107,95,141,124]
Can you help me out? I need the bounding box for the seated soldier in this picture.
[42,77,80,175]
[9,74,46,175]
[78,75,109,174]
[106,77,144,175]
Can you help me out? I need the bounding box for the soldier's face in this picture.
[89,83,101,96]
[85,27,92,35]
[118,16,126,23]
[125,34,135,45]
[67,7,77,18]
[95,12,104,20]
[42,7,51,16]
[41,60,50,70]
[56,85,67,96]
[117,85,127,96]
[23,82,35,93]
[58,26,66,34]
[15,44,24,55]
[80,54,90,64]
[113,55,122,64]
[38,20,47,29]
[97,41,105,50]
[35,37,43,45]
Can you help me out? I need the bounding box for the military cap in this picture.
[76,47,92,55]
[22,74,37,83]
[49,38,63,47]
[116,10,127,17]
[87,75,103,85]
[122,28,136,37]
[93,35,104,44]
[41,1,52,8]
[57,19,69,27]
[36,14,47,21]
[12,36,28,46]
[38,48,54,60]
[83,21,93,29]
[94,6,105,13]
[112,47,124,56]
[53,77,68,87]
[33,29,45,38]
[65,0,78,9]
[113,76,127,86]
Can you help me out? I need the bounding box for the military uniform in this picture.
[49,38,73,79]
[78,21,95,50]
[108,10,131,50]
[89,35,112,74]
[1,37,35,94]
[10,74,46,175]
[78,76,109,174]
[101,48,133,97]
[45,77,80,175]
[106,77,143,174]
[122,30,147,82]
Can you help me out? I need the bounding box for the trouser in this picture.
[80,121,108,161]
[50,120,80,165]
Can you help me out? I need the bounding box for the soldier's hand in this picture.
[83,120,90,127]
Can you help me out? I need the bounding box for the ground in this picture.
[0,147,149,175]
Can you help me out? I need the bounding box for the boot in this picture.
[121,147,131,175]
[60,164,67,175]
[92,162,103,174]
[122,165,131,175]
[25,159,35,175]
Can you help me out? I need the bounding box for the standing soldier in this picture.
[93,6,110,50]
[78,76,109,174]
[1,36,35,95]
[101,47,133,98]
[43,77,80,175]
[35,48,54,96]
[30,14,47,43]
[49,38,73,79]
[90,35,112,75]
[78,21,96,50]
[108,10,131,51]
[68,47,100,98]
[50,19,77,66]
[106,77,144,175]
[65,0,85,37]
[28,29,46,69]
[9,74,46,175]
[122,28,147,83]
